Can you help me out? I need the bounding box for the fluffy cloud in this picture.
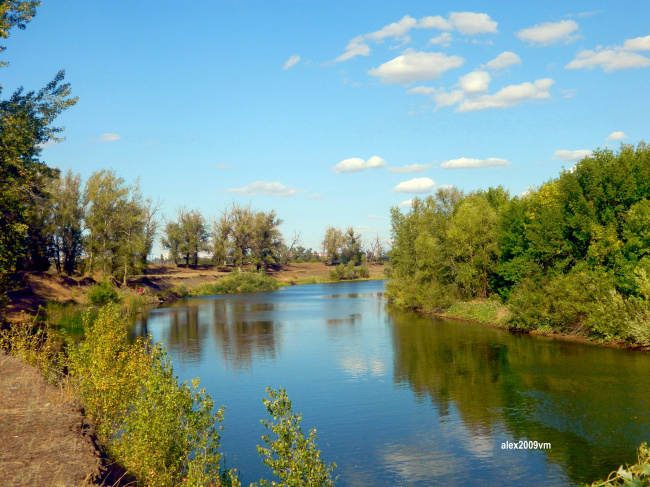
[516,20,581,46]
[427,32,453,47]
[565,49,650,72]
[387,163,431,173]
[333,36,371,63]
[283,55,300,70]
[398,199,414,208]
[93,133,120,142]
[448,12,497,35]
[368,51,464,85]
[333,12,496,63]
[459,70,490,94]
[482,51,522,70]
[332,156,386,173]
[441,157,510,168]
[222,181,307,197]
[554,149,592,162]
[606,131,627,141]
[622,35,650,51]
[434,89,465,108]
[366,15,418,42]
[457,78,554,112]
[393,177,436,193]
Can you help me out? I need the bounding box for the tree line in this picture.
[387,142,650,347]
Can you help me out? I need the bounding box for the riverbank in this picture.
[421,298,644,351]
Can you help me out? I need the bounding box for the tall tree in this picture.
[49,170,85,275]
[322,227,344,264]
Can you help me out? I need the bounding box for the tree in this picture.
[49,170,85,275]
[0,1,39,67]
[163,208,209,267]
[322,227,344,264]
[368,234,385,264]
[250,210,283,270]
[341,227,362,264]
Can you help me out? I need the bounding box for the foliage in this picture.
[0,1,39,66]
[49,169,85,275]
[163,207,209,266]
[444,298,508,324]
[252,388,336,487]
[586,443,650,486]
[86,279,122,306]
[328,262,369,281]
[67,304,234,486]
[387,143,650,345]
[194,269,280,295]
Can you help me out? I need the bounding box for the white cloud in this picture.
[333,12,496,63]
[434,89,465,108]
[407,86,437,96]
[332,156,386,173]
[366,15,418,42]
[441,157,510,168]
[428,32,453,47]
[457,78,554,112]
[217,163,231,169]
[606,131,627,141]
[516,20,581,46]
[554,149,593,162]
[398,199,414,208]
[482,51,522,70]
[93,133,120,142]
[368,51,464,85]
[333,36,371,63]
[565,49,650,72]
[387,163,431,173]
[309,193,324,200]
[459,70,490,94]
[622,35,650,51]
[448,12,498,35]
[283,54,300,70]
[37,140,57,149]
[367,214,383,220]
[222,181,307,197]
[393,177,436,193]
[419,15,453,30]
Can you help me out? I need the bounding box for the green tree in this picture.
[0,1,39,67]
[322,227,344,264]
[49,169,85,275]
[163,208,209,267]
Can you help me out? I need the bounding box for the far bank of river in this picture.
[131,279,650,487]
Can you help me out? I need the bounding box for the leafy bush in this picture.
[445,298,507,324]
[328,262,369,281]
[195,269,279,295]
[87,279,121,305]
[68,305,233,486]
[252,388,336,487]
[586,442,650,486]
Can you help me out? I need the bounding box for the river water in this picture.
[131,280,650,486]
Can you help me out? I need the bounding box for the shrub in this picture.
[252,388,336,487]
[196,269,279,295]
[87,279,121,305]
[68,305,232,486]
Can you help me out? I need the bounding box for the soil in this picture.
[0,351,108,486]
[0,262,387,485]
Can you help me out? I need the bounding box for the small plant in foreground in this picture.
[586,442,650,486]
[253,387,336,487]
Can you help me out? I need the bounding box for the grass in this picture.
[443,298,509,324]
[192,269,280,295]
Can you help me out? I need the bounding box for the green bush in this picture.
[195,269,279,295]
[87,279,122,305]
[252,388,336,487]
[445,298,506,324]
[68,305,233,486]
[328,262,368,281]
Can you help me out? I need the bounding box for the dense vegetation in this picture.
[0,304,337,487]
[387,143,650,347]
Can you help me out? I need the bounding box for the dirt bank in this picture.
[0,351,111,486]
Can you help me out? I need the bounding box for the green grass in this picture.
[444,299,509,324]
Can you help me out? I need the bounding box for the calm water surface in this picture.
[131,280,650,486]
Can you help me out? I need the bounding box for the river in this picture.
[131,280,650,486]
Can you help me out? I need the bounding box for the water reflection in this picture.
[131,282,650,486]
[389,307,650,485]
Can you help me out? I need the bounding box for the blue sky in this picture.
[3,1,650,251]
